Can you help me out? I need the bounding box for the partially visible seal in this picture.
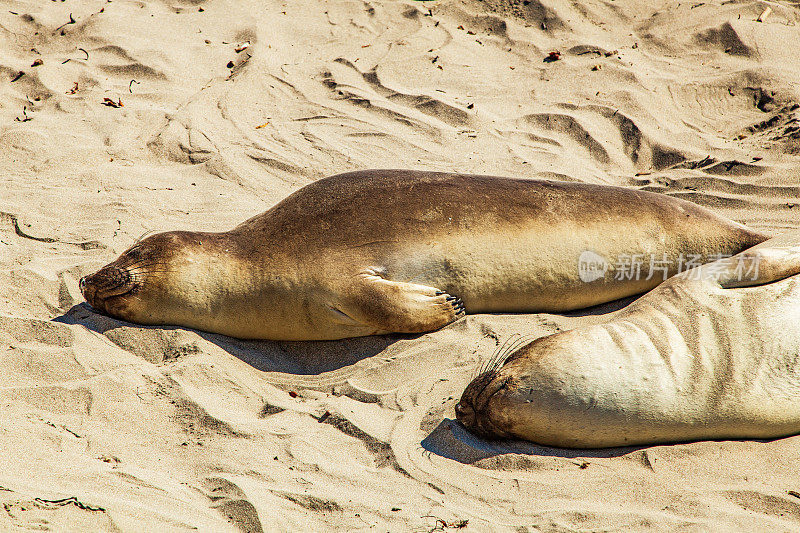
[80,170,768,341]
[456,231,800,448]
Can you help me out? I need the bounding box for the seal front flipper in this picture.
[708,233,800,288]
[333,268,466,335]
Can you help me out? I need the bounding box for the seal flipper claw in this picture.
[337,269,464,334]
[713,245,800,289]
[451,296,466,316]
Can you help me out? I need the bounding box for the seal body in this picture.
[456,234,800,447]
[80,170,768,340]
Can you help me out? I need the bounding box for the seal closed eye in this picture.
[80,169,769,341]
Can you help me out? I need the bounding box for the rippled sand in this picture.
[2,0,800,530]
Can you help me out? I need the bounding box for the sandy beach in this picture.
[3,0,800,530]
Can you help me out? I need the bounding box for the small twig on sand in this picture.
[56,13,76,32]
[422,515,469,532]
[101,97,123,108]
[34,496,104,512]
[14,107,32,122]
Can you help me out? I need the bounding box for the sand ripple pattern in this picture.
[3,0,800,530]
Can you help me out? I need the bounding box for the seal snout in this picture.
[80,273,99,310]
[455,385,493,439]
[79,274,96,307]
[80,264,135,315]
[455,400,476,430]
[456,371,515,440]
[455,396,502,440]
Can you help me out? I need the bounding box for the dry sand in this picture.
[2,0,800,530]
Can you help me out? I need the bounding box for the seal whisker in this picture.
[494,334,523,362]
[471,342,506,379]
[491,334,529,365]
[93,281,123,293]
[464,370,502,417]
[499,334,539,363]
[476,334,540,381]
[124,263,176,273]
[127,268,175,275]
[474,334,519,379]
[498,334,537,361]
[126,262,173,270]
[134,230,159,244]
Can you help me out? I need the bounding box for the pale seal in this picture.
[456,231,800,448]
[80,170,768,341]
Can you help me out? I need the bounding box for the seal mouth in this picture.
[455,398,510,440]
[80,266,136,315]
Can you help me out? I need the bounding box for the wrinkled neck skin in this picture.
[153,236,254,332]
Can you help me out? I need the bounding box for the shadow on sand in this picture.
[420,418,651,464]
[55,303,411,375]
[421,418,774,467]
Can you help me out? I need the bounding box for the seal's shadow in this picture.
[56,290,642,374]
[55,303,409,375]
[421,419,776,465]
[562,293,642,317]
[421,418,652,463]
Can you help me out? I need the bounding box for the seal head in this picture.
[80,261,136,317]
[80,231,217,325]
[80,239,158,321]
[455,342,543,440]
[456,334,581,444]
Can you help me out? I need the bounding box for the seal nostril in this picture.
[455,401,474,422]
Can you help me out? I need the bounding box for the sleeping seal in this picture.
[80,170,768,340]
[456,231,800,447]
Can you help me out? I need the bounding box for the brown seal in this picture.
[80,170,768,340]
[456,232,800,448]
